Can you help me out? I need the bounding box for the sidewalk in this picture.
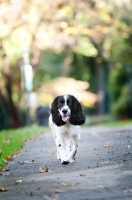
[0,125,132,200]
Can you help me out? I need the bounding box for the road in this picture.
[0,125,132,200]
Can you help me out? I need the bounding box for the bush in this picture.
[112,85,131,119]
[108,66,127,101]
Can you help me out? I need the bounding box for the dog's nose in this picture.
[62,109,68,114]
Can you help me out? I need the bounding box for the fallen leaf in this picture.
[0,187,8,192]
[45,166,49,172]
[36,187,40,190]
[5,169,10,171]
[15,180,22,185]
[124,189,132,193]
[5,156,13,161]
[60,182,72,186]
[96,185,104,188]
[125,145,130,149]
[28,191,33,196]
[80,174,86,176]
[39,167,49,173]
[3,138,10,143]
[54,189,65,193]
[44,194,59,200]
[39,167,44,173]
[103,144,110,148]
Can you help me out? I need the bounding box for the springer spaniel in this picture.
[49,94,85,165]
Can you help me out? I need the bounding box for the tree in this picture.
[0,0,132,128]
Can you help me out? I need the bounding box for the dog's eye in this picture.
[68,101,72,106]
[58,102,63,106]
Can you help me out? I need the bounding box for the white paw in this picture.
[69,158,75,163]
[61,160,69,165]
[61,154,69,165]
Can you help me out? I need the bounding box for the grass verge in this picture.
[100,119,132,127]
[0,125,47,170]
[85,115,132,127]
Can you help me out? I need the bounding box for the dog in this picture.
[49,94,85,165]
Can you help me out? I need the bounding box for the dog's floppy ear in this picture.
[69,96,85,125]
[51,97,66,126]
[50,97,58,116]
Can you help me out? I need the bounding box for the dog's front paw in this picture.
[61,154,69,165]
[61,160,69,165]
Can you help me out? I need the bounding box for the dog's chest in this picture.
[58,123,80,137]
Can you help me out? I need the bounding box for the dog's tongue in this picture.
[62,116,70,122]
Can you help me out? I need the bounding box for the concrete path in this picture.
[0,125,132,200]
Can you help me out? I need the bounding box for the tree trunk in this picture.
[1,54,22,128]
[95,43,106,115]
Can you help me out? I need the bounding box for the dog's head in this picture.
[51,94,85,126]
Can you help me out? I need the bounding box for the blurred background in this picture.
[0,0,132,130]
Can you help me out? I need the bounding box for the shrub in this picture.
[112,85,131,119]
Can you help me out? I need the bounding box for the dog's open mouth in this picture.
[62,115,70,122]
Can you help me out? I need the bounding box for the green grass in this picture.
[100,119,132,127]
[85,115,132,127]
[85,115,114,126]
[0,125,47,170]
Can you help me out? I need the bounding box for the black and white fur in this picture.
[49,94,85,165]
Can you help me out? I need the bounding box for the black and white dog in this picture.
[49,94,85,165]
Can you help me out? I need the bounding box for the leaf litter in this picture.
[125,145,130,149]
[39,166,49,173]
[44,194,59,200]
[103,143,110,148]
[80,173,86,176]
[124,189,132,193]
[5,156,13,161]
[0,187,8,192]
[15,180,23,185]
[60,182,72,186]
